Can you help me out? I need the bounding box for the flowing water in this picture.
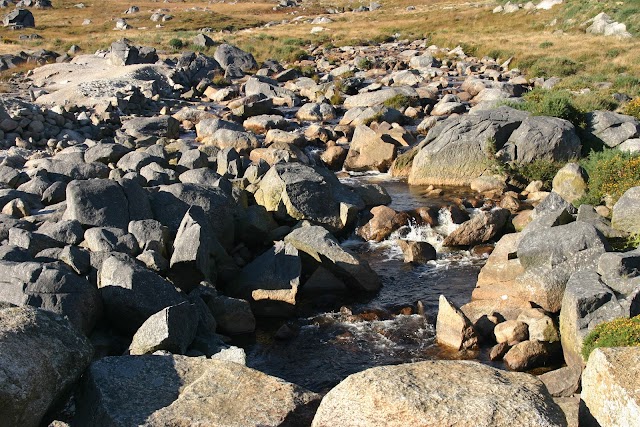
[242,174,491,393]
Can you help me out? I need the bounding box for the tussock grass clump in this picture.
[383,94,412,110]
[505,89,585,128]
[577,149,640,206]
[582,315,640,361]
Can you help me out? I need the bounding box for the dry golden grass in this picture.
[0,0,638,97]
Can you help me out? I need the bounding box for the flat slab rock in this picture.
[75,355,320,427]
[312,360,567,427]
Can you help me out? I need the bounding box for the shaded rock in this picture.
[98,255,185,334]
[129,302,198,355]
[585,110,639,148]
[207,294,256,335]
[540,366,581,397]
[0,307,93,427]
[63,179,129,229]
[285,225,380,292]
[436,295,478,350]
[3,8,34,28]
[311,360,567,427]
[75,356,320,427]
[0,261,101,334]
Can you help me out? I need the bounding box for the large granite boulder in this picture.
[585,110,640,148]
[443,208,510,247]
[0,261,101,334]
[75,355,320,427]
[0,307,93,427]
[284,225,381,292]
[343,125,396,172]
[311,360,567,427]
[499,116,581,164]
[408,106,529,186]
[581,347,640,427]
[213,43,258,73]
[551,163,588,203]
[229,241,301,316]
[98,255,185,334]
[254,163,364,233]
[129,302,198,355]
[108,39,158,66]
[63,179,130,229]
[3,8,34,28]
[436,295,478,350]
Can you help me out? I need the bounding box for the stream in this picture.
[241,173,491,393]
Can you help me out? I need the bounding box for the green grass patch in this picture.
[383,94,412,110]
[528,57,584,78]
[582,315,640,361]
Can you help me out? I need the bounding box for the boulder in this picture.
[499,116,581,164]
[149,183,235,249]
[3,8,34,28]
[254,163,364,233]
[443,208,510,247]
[409,107,529,186]
[436,295,478,350]
[129,302,198,355]
[296,102,336,122]
[357,205,406,242]
[343,87,418,109]
[559,270,623,371]
[168,207,215,292]
[581,347,640,427]
[397,240,437,263]
[230,242,300,316]
[284,225,381,292]
[515,222,610,312]
[203,129,259,155]
[0,261,101,334]
[494,320,529,344]
[128,219,169,255]
[0,307,93,427]
[551,163,588,203]
[119,116,179,143]
[83,227,139,254]
[75,356,320,427]
[214,43,258,73]
[63,179,130,229]
[311,360,567,427]
[503,339,560,371]
[343,125,397,172]
[611,186,640,234]
[98,255,185,334]
[207,294,256,335]
[108,39,158,66]
[585,110,639,148]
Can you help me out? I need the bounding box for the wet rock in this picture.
[436,295,478,350]
[285,225,381,292]
[357,205,406,242]
[397,240,436,263]
[443,208,510,247]
[581,347,640,426]
[311,360,567,427]
[0,307,93,427]
[129,302,198,355]
[98,255,185,334]
[75,356,320,427]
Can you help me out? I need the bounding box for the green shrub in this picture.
[356,57,373,70]
[623,98,640,119]
[576,149,640,206]
[506,89,585,128]
[383,94,412,110]
[168,38,184,50]
[528,57,583,78]
[581,315,640,361]
[507,160,565,191]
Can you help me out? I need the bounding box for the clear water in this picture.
[243,174,488,392]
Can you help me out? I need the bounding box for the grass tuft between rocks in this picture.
[582,315,640,361]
